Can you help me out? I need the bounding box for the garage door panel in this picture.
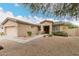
[5,27,17,37]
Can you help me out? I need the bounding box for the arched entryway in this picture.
[43,26,49,34]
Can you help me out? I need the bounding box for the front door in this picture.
[43,26,49,34]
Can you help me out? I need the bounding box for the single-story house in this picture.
[1,17,68,37]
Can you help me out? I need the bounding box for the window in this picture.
[53,26,60,32]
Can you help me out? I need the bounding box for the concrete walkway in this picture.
[0,35,45,43]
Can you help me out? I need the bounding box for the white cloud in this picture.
[69,20,79,26]
[0,7,4,13]
[0,7,33,23]
[6,11,14,17]
[61,18,79,26]
[16,15,33,23]
[27,16,59,24]
[16,15,23,19]
[0,7,3,11]
[27,16,44,23]
[14,3,19,7]
[0,7,14,22]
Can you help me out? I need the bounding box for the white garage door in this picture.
[5,27,17,37]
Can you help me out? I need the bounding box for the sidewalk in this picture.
[0,35,45,44]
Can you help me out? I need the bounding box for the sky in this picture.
[0,3,52,23]
[0,3,79,26]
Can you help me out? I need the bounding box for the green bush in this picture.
[52,31,68,37]
[0,32,5,36]
[27,31,32,36]
[48,34,53,37]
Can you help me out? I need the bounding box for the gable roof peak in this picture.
[40,19,54,24]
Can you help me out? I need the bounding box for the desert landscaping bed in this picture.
[0,36,79,56]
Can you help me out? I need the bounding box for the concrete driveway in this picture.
[0,36,79,56]
[0,35,45,43]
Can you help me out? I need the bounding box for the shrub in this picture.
[0,32,5,36]
[48,34,53,37]
[27,31,32,36]
[52,31,68,37]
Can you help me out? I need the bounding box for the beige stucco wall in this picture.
[3,20,17,27]
[60,25,68,32]
[25,25,39,36]
[65,28,78,36]
[30,26,39,35]
[17,23,27,37]
[17,23,39,37]
[40,22,53,34]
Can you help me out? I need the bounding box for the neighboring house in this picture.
[1,17,68,37]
